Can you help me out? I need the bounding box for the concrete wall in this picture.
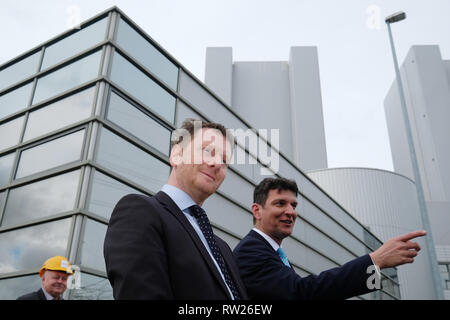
[204,46,328,172]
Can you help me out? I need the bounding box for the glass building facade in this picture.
[0,7,400,299]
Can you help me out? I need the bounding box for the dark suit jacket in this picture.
[104,192,248,300]
[233,230,378,300]
[17,288,48,300]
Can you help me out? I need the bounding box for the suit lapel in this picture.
[154,191,232,299]
[37,288,47,300]
[249,230,293,268]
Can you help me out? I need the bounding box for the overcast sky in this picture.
[2,0,449,172]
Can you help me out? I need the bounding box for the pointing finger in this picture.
[396,230,427,242]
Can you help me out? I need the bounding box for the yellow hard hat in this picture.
[39,256,73,277]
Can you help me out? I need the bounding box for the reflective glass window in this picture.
[0,218,71,274]
[116,18,178,90]
[0,116,24,151]
[203,193,252,238]
[218,169,253,209]
[107,91,171,155]
[2,170,80,227]
[230,144,256,182]
[41,17,108,70]
[70,273,113,300]
[110,52,175,123]
[0,152,15,187]
[0,275,42,300]
[88,171,141,220]
[0,51,41,91]
[16,129,85,179]
[33,51,102,104]
[96,128,169,193]
[178,71,223,121]
[79,219,107,272]
[0,82,33,120]
[0,191,5,209]
[24,86,94,142]
[175,100,205,127]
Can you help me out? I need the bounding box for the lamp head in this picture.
[385,11,406,24]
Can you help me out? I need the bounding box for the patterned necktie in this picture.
[189,205,240,300]
[277,247,291,267]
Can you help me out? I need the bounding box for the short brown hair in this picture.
[171,118,232,147]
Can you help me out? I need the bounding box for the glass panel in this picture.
[0,152,15,187]
[96,128,169,193]
[0,82,33,120]
[203,193,253,238]
[0,51,41,91]
[0,116,24,151]
[88,171,142,220]
[300,199,368,257]
[0,191,5,209]
[110,52,175,123]
[218,169,254,209]
[16,130,85,179]
[381,292,395,300]
[107,91,171,155]
[178,70,225,122]
[2,170,80,227]
[0,218,71,274]
[0,275,42,300]
[41,17,108,70]
[70,273,113,300]
[175,100,206,128]
[33,51,102,104]
[229,144,256,182]
[79,219,107,272]
[116,18,178,90]
[24,86,94,141]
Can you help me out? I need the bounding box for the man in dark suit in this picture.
[233,177,427,299]
[104,119,247,300]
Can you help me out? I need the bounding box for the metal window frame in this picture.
[13,125,89,183]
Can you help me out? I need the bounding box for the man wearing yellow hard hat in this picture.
[17,256,73,300]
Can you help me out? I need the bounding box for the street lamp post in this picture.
[385,11,444,300]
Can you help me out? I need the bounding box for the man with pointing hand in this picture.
[234,177,427,300]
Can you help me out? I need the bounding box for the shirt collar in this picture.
[161,184,197,212]
[252,227,281,252]
[41,286,59,300]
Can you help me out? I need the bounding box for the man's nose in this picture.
[205,154,222,167]
[285,206,297,217]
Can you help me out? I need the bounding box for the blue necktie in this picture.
[189,205,240,300]
[277,247,291,267]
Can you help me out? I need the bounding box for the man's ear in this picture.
[252,203,262,222]
[169,144,183,168]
